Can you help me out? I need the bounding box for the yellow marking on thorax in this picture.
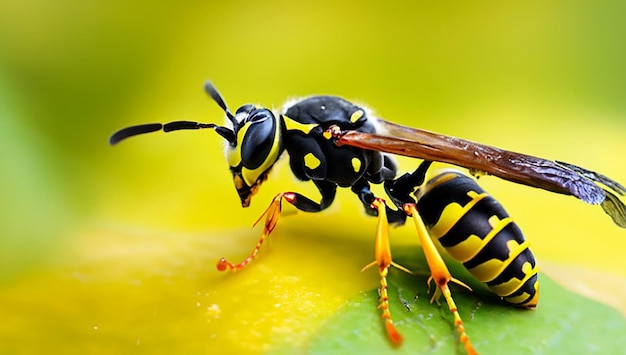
[467,240,531,283]
[350,109,364,123]
[351,157,362,172]
[282,115,318,134]
[304,152,321,170]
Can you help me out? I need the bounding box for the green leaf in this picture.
[302,248,626,355]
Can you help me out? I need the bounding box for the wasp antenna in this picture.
[163,120,239,143]
[165,120,235,143]
[204,81,237,126]
[110,121,228,146]
[109,123,163,145]
[162,120,215,132]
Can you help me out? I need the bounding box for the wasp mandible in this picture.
[110,81,626,354]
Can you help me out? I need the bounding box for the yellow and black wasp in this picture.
[110,81,626,354]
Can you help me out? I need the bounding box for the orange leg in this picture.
[403,203,477,355]
[362,198,412,345]
[216,192,294,272]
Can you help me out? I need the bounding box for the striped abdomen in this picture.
[416,171,539,308]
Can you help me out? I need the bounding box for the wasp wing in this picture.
[555,161,626,228]
[555,160,626,197]
[332,118,626,227]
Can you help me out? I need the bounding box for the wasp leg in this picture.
[403,203,477,355]
[216,192,285,272]
[384,160,432,208]
[216,180,337,272]
[352,179,407,224]
[362,198,413,345]
[282,179,337,212]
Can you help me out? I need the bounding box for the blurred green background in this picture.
[1,1,625,354]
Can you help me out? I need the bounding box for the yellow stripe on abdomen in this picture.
[467,239,530,282]
[429,191,488,239]
[445,215,514,263]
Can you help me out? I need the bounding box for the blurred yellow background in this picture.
[1,1,625,353]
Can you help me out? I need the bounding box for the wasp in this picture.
[110,81,626,354]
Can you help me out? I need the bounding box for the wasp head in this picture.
[205,82,284,207]
[109,81,284,208]
[225,104,283,207]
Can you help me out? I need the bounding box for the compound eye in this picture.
[247,110,271,123]
[235,104,255,123]
[240,110,277,169]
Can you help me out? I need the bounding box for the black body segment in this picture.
[416,171,539,307]
[279,96,407,222]
[282,96,387,187]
